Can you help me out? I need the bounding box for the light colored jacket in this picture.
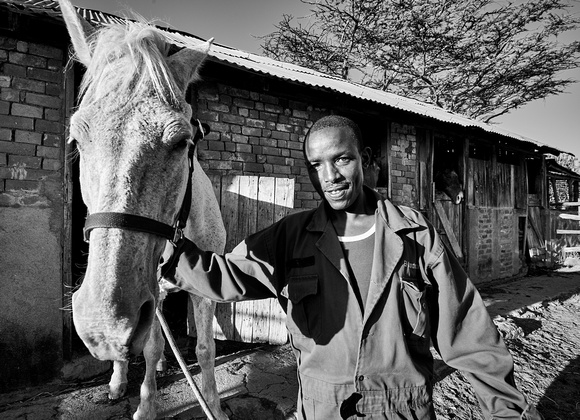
[167,189,540,419]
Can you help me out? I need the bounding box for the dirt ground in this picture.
[1,272,579,419]
[433,291,580,420]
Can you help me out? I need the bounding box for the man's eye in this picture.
[336,157,351,164]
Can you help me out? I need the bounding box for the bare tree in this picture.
[261,0,580,123]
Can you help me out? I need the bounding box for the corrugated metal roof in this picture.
[1,0,566,155]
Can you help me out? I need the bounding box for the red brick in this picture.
[264,103,283,114]
[45,83,61,96]
[0,76,10,88]
[35,119,62,134]
[233,98,254,109]
[0,89,19,102]
[0,128,11,141]
[272,131,290,140]
[0,37,17,50]
[27,67,61,83]
[0,153,6,166]
[5,179,38,190]
[42,158,61,171]
[25,92,61,109]
[42,134,60,147]
[47,59,63,72]
[207,102,229,112]
[0,101,9,114]
[16,41,28,53]
[246,118,265,128]
[243,162,264,173]
[0,115,34,130]
[260,94,278,105]
[0,140,35,156]
[8,154,42,168]
[209,160,233,171]
[222,113,245,125]
[232,134,249,143]
[15,130,42,145]
[9,51,46,68]
[235,152,256,162]
[29,43,63,60]
[12,77,45,93]
[241,126,261,136]
[207,141,225,151]
[36,145,60,159]
[259,112,278,122]
[267,156,286,165]
[2,63,26,77]
[44,108,61,121]
[235,143,252,153]
[198,88,219,101]
[12,103,43,119]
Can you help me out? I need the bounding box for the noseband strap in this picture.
[83,120,209,244]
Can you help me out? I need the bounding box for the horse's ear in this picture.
[58,0,95,67]
[167,39,213,91]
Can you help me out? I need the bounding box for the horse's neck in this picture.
[184,159,226,254]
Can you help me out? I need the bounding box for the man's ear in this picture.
[361,147,373,168]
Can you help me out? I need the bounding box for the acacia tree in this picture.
[261,0,579,122]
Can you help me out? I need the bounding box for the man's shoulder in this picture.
[380,197,431,228]
[280,208,317,226]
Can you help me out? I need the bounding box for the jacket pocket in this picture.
[400,277,430,346]
[281,274,319,339]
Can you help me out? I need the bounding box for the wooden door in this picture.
[187,175,294,345]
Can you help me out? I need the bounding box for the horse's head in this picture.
[434,168,464,205]
[60,0,211,360]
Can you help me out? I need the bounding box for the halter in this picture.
[83,119,209,245]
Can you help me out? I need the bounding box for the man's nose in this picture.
[322,163,340,182]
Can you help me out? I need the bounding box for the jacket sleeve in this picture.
[427,244,542,420]
[160,229,279,303]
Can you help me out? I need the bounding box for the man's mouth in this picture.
[324,184,348,198]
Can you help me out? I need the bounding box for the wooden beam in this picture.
[562,202,580,207]
[559,214,580,221]
[434,200,463,258]
[556,229,580,235]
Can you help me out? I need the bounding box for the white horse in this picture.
[59,1,228,418]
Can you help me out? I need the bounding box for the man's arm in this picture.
[428,248,542,420]
[160,231,279,303]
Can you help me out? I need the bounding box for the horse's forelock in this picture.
[79,22,179,107]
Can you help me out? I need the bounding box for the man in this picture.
[161,115,541,419]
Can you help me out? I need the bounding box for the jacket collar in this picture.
[306,186,423,234]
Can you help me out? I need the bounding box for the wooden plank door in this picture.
[196,175,294,345]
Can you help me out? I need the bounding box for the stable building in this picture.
[0,0,573,391]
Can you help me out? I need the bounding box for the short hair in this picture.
[303,115,363,157]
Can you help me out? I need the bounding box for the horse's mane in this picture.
[78,20,179,107]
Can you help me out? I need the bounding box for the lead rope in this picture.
[156,308,218,420]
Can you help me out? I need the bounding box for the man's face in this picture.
[305,126,365,211]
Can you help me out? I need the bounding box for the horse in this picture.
[434,168,464,205]
[59,1,228,419]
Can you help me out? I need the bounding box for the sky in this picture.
[71,0,580,157]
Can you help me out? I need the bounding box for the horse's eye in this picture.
[173,136,191,151]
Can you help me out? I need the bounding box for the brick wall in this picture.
[195,81,330,210]
[0,35,64,205]
[389,123,418,207]
[471,208,518,281]
[0,34,66,392]
[476,208,494,279]
[498,209,515,277]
